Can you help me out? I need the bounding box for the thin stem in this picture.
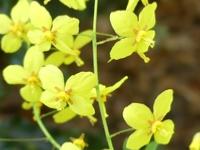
[111,128,133,138]
[41,110,58,119]
[92,0,114,150]
[0,137,47,142]
[97,36,119,45]
[33,106,61,149]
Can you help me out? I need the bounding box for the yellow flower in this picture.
[0,0,30,53]
[28,1,79,52]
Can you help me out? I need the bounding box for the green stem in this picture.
[97,36,119,45]
[41,110,58,119]
[33,106,61,149]
[92,0,114,150]
[111,128,133,138]
[0,137,47,142]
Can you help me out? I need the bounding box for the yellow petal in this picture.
[3,65,29,85]
[0,14,12,34]
[123,103,153,129]
[11,0,30,23]
[30,1,52,29]
[126,129,152,150]
[1,33,22,53]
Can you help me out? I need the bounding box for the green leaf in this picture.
[60,142,80,150]
[45,51,66,66]
[110,10,137,37]
[30,1,52,29]
[126,0,139,12]
[59,0,88,11]
[69,95,95,116]
[39,65,65,92]
[40,90,66,110]
[74,30,93,49]
[123,103,153,129]
[3,65,28,85]
[139,2,157,30]
[11,0,30,23]
[153,89,173,120]
[0,14,11,34]
[23,47,44,73]
[126,130,152,150]
[110,38,136,61]
[154,119,174,144]
[145,141,158,150]
[53,107,76,123]
[20,85,42,102]
[1,33,22,53]
[52,15,79,35]
[65,72,96,95]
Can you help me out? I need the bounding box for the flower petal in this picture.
[45,51,66,67]
[0,14,11,34]
[65,72,96,95]
[139,2,157,30]
[3,65,28,85]
[189,132,200,150]
[11,0,30,23]
[59,0,88,11]
[110,10,137,37]
[1,33,22,53]
[136,30,155,53]
[123,103,153,129]
[54,34,74,51]
[126,0,139,12]
[110,38,136,61]
[23,46,44,73]
[73,30,92,49]
[20,85,42,102]
[40,90,66,110]
[126,130,152,150]
[39,65,64,92]
[52,15,79,35]
[153,89,174,120]
[60,142,80,150]
[28,29,44,44]
[69,95,95,116]
[104,76,128,95]
[154,119,174,144]
[30,1,52,29]
[53,107,76,123]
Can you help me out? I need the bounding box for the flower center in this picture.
[42,28,55,42]
[10,22,25,37]
[151,120,162,134]
[26,73,40,86]
[56,90,71,103]
[136,30,146,42]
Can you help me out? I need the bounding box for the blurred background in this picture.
[0,0,200,149]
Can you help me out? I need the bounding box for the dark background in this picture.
[0,0,200,149]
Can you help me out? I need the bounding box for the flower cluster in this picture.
[110,1,157,63]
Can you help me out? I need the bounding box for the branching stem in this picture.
[33,106,61,149]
